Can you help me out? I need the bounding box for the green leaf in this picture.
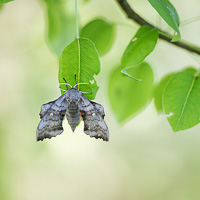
[82,0,91,4]
[108,63,154,123]
[184,67,197,75]
[154,73,174,113]
[59,38,100,100]
[148,0,181,41]
[41,0,76,57]
[154,67,196,113]
[163,71,200,132]
[80,19,115,56]
[121,26,158,80]
[0,0,13,5]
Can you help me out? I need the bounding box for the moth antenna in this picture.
[75,75,78,90]
[63,78,69,90]
[59,83,73,88]
[59,87,67,92]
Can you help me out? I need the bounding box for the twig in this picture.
[116,0,200,55]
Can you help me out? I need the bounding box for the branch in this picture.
[116,0,200,55]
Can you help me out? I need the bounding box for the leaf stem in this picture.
[75,0,79,38]
[116,0,200,55]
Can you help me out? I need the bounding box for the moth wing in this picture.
[36,94,68,141]
[90,101,105,118]
[39,100,56,118]
[78,95,109,141]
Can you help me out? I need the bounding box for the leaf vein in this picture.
[77,38,81,90]
[175,77,195,131]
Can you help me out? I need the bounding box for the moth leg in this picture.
[74,74,90,89]
[59,83,72,89]
[74,83,89,89]
[81,92,92,94]
[59,87,67,92]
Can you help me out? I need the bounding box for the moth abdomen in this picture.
[66,103,80,132]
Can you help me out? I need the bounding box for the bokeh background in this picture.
[1,0,200,199]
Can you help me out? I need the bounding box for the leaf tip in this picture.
[171,32,181,42]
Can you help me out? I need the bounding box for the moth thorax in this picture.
[68,99,78,104]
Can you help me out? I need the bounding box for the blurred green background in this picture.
[1,0,200,199]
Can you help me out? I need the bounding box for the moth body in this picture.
[65,88,81,132]
[36,87,109,141]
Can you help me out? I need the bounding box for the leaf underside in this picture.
[163,71,200,132]
[154,67,197,114]
[108,63,154,123]
[59,38,100,100]
[121,26,158,80]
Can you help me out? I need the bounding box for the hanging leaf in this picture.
[108,63,154,123]
[0,0,13,5]
[59,38,100,100]
[163,70,200,132]
[154,67,196,113]
[80,19,115,56]
[41,0,76,57]
[154,73,174,113]
[184,67,197,75]
[148,0,181,41]
[121,26,158,80]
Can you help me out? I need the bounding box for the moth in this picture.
[36,78,109,141]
